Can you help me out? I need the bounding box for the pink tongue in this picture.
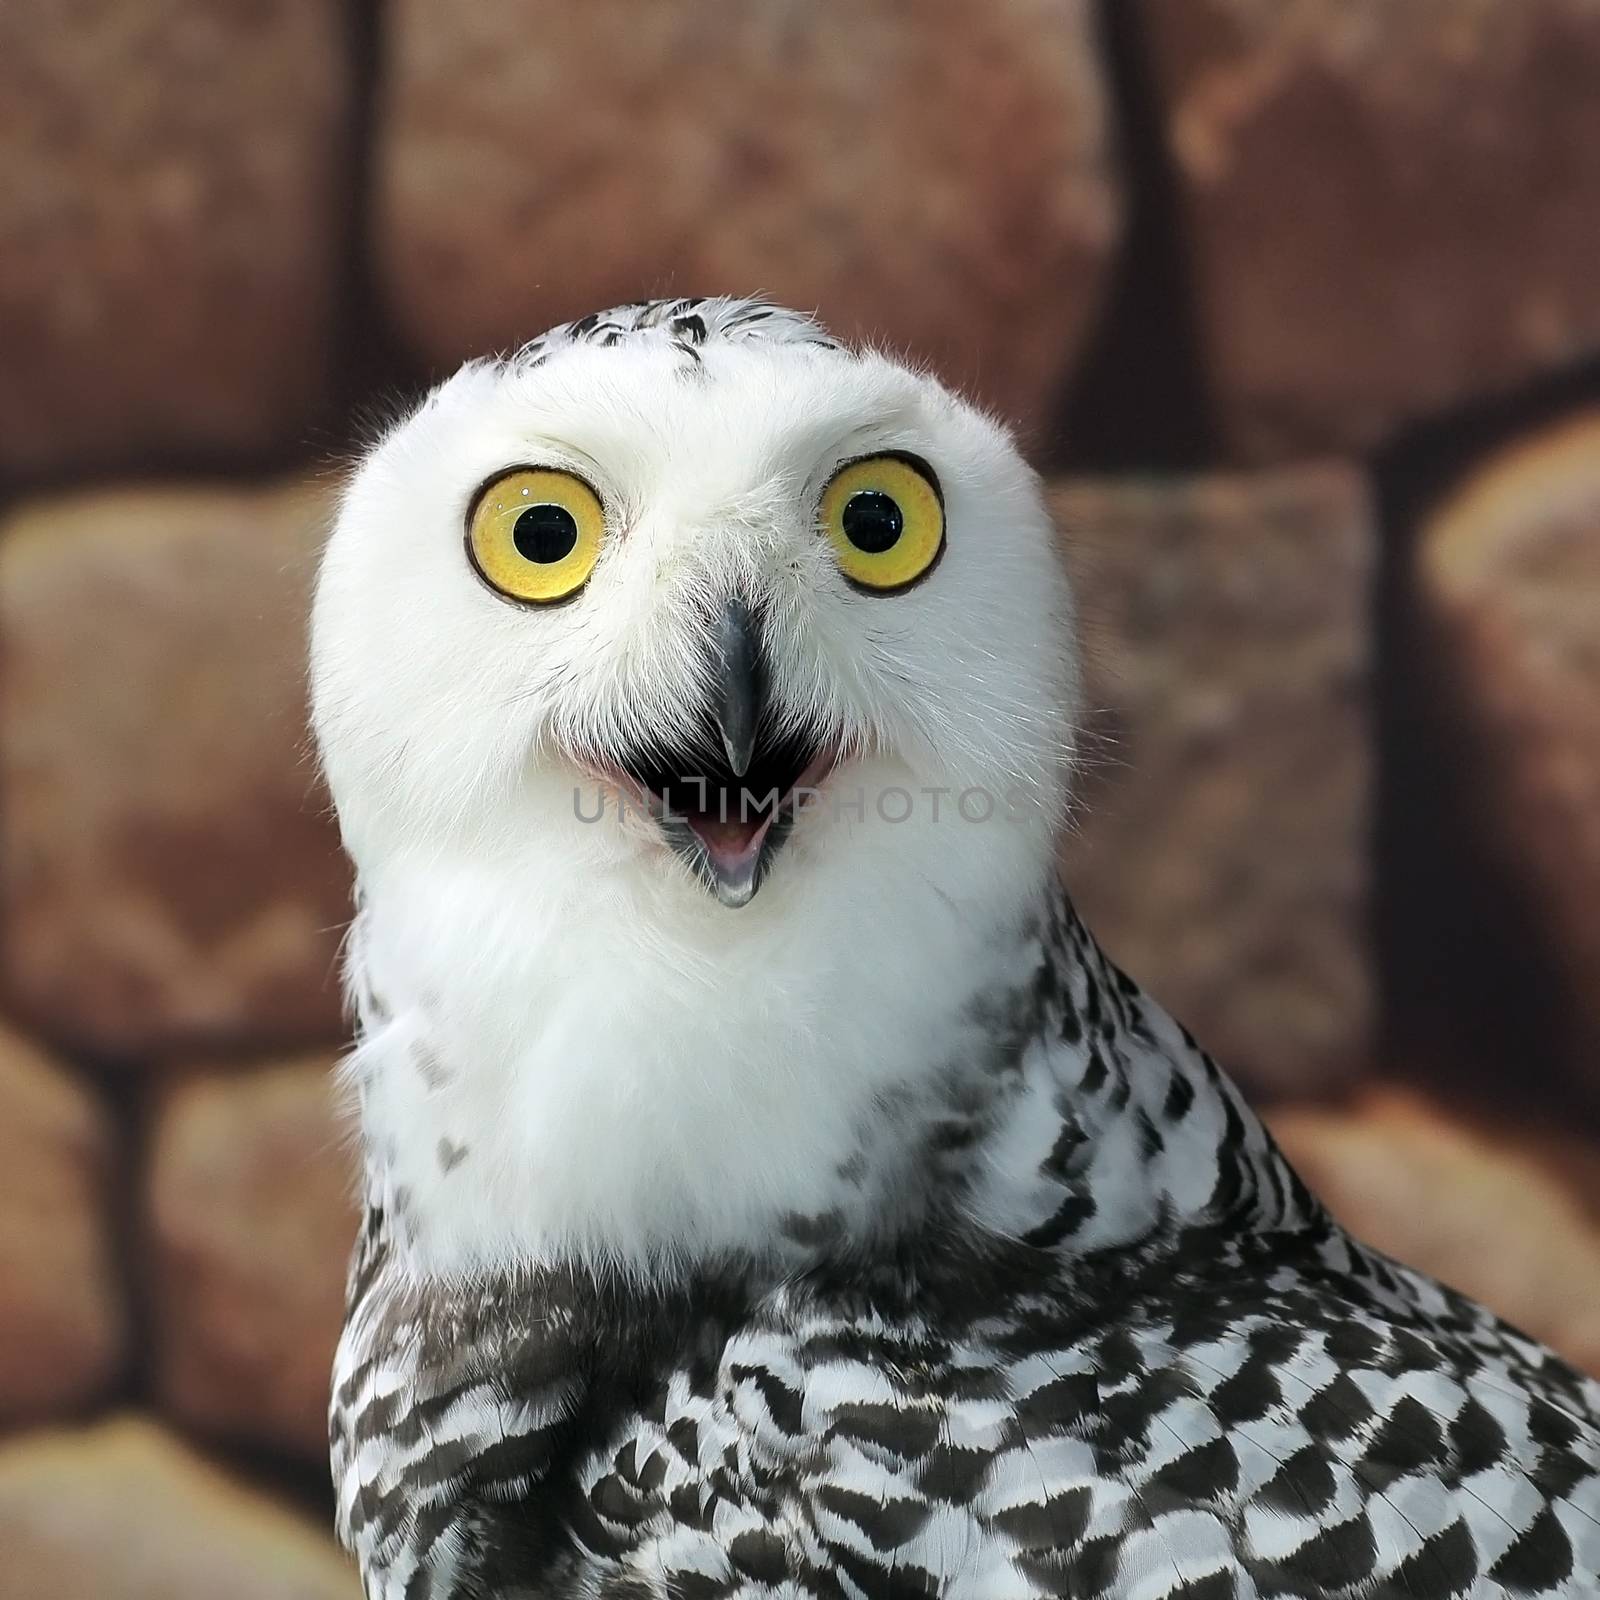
[687,810,774,867]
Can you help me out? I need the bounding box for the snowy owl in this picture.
[313,298,1600,1599]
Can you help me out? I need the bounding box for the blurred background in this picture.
[2,0,1599,1593]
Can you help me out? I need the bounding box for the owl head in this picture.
[312,297,1075,934]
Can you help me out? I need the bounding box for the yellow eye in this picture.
[820,453,944,593]
[466,468,606,604]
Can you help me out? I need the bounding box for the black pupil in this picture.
[513,503,579,564]
[841,490,904,554]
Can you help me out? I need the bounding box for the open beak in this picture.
[603,597,835,908]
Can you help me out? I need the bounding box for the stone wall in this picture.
[1,2,1598,1590]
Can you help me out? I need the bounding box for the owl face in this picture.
[312,300,1075,919]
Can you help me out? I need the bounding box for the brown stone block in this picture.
[0,0,348,475]
[0,481,353,1056]
[1416,411,1600,1107]
[1140,0,1600,458]
[1054,465,1374,1097]
[0,1028,123,1425]
[147,1055,357,1461]
[0,1416,360,1599]
[375,0,1120,434]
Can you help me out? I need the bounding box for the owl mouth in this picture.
[585,596,838,906]
[612,729,836,908]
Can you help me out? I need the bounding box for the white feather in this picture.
[310,299,1077,1275]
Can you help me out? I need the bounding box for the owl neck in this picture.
[343,861,1310,1283]
[955,889,1317,1259]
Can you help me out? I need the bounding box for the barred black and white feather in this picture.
[330,891,1600,1599]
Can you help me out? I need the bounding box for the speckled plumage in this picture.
[331,888,1600,1598]
[319,301,1600,1599]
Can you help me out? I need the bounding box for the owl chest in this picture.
[562,1321,1091,1595]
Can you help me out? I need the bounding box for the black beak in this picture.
[712,597,765,778]
[611,597,824,909]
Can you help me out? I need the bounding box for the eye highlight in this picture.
[820,453,944,593]
[466,468,606,604]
